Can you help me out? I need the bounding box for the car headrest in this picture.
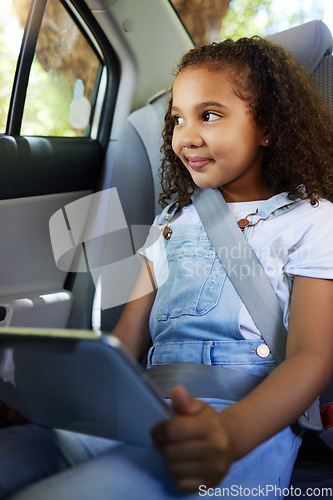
[267,20,333,73]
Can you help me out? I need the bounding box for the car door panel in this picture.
[0,189,93,328]
[0,134,102,328]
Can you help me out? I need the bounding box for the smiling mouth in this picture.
[186,157,213,170]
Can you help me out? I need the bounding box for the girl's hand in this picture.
[0,400,28,428]
[151,386,234,493]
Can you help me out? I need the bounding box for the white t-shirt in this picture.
[139,197,333,340]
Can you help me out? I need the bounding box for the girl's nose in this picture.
[181,125,204,148]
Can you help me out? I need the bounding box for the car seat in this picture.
[101,19,333,490]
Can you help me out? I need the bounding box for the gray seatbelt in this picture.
[192,188,287,365]
[146,363,263,401]
[192,187,324,432]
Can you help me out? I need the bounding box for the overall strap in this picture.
[191,188,287,365]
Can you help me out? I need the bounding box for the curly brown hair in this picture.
[159,36,333,208]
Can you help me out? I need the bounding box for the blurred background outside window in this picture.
[170,0,333,46]
[0,0,101,137]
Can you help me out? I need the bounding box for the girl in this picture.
[3,36,333,499]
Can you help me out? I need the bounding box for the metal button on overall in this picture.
[256,344,270,358]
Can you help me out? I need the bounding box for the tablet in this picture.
[0,327,172,447]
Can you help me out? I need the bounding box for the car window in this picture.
[1,0,106,138]
[21,0,102,137]
[170,0,332,46]
[0,0,27,133]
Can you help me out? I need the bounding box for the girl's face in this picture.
[171,66,271,202]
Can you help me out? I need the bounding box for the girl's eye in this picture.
[203,112,220,122]
[172,115,185,125]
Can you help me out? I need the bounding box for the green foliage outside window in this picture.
[0,0,97,137]
[221,0,324,40]
[0,2,20,132]
[0,1,76,136]
[21,57,77,137]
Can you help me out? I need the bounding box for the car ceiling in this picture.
[80,0,193,110]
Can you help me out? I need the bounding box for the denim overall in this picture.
[147,193,302,384]
[142,193,303,496]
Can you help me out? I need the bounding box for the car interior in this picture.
[0,0,332,493]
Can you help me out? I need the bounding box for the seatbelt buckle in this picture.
[319,404,333,451]
[320,403,333,430]
[297,399,324,432]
